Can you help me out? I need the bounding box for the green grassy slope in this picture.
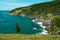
[10,1,60,19]
[0,34,60,40]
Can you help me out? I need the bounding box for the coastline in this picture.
[32,19,48,35]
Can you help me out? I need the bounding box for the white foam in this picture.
[33,28,37,30]
[32,20,35,22]
[32,19,48,35]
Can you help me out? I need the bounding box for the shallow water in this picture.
[0,10,43,34]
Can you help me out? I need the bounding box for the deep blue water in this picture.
[0,10,43,34]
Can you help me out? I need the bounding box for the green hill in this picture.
[9,1,60,19]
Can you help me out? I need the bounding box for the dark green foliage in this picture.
[50,16,60,34]
[10,1,60,19]
[54,0,60,2]
[51,16,60,27]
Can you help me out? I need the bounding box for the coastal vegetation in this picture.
[50,16,60,34]
[9,0,60,35]
[0,0,60,40]
[10,0,60,19]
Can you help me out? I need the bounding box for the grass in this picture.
[0,34,60,40]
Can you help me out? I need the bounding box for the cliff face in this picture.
[9,1,60,19]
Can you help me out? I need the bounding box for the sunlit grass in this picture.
[0,34,60,40]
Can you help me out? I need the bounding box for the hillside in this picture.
[9,1,60,19]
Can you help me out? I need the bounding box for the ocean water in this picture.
[0,10,43,34]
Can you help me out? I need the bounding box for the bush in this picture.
[50,16,60,34]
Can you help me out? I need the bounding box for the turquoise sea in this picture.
[0,10,43,34]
